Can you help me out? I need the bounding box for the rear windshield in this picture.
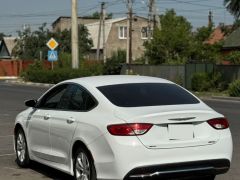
[97,83,200,107]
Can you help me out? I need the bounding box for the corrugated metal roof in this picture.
[223,27,240,48]
[86,17,127,49]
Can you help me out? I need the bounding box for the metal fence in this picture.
[121,64,240,90]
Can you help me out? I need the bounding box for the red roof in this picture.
[205,27,225,45]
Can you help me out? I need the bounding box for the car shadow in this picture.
[28,161,74,180]
[14,160,214,180]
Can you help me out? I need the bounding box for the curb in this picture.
[200,96,240,103]
[212,96,240,102]
[0,76,18,80]
[4,80,54,88]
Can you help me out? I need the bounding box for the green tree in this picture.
[194,25,213,42]
[144,9,193,64]
[189,25,221,63]
[13,23,93,60]
[13,23,50,60]
[84,11,113,19]
[224,0,240,19]
[51,25,93,57]
[225,51,240,64]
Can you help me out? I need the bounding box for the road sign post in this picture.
[46,38,59,70]
[48,50,58,70]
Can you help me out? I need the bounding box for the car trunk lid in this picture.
[114,104,223,149]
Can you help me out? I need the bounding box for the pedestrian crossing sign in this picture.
[48,50,58,62]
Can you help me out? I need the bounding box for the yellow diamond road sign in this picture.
[47,38,59,50]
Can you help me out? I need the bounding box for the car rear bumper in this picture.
[90,129,232,180]
[124,159,230,179]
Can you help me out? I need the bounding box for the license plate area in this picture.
[168,124,194,140]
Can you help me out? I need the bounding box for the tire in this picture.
[206,175,215,180]
[190,175,215,180]
[73,147,96,180]
[15,128,30,167]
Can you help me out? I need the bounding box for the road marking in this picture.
[0,147,13,150]
[0,122,14,125]
[0,153,15,157]
[3,167,19,171]
[0,135,13,138]
[0,114,10,117]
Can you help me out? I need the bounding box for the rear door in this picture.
[49,84,97,164]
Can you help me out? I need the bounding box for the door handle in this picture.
[43,114,51,120]
[67,117,75,124]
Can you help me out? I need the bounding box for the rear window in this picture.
[97,83,200,107]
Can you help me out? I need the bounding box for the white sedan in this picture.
[14,75,232,180]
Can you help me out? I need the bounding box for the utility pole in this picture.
[102,2,107,63]
[145,0,154,65]
[96,2,104,61]
[126,0,133,71]
[71,0,79,69]
[208,10,213,28]
[152,0,160,29]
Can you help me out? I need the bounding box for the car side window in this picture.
[57,85,75,110]
[69,86,85,110]
[38,84,68,109]
[68,85,97,111]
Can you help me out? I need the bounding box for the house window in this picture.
[141,27,153,39]
[119,26,127,39]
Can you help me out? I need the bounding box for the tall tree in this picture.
[83,11,113,19]
[224,0,240,19]
[144,9,193,64]
[189,25,221,63]
[13,24,93,60]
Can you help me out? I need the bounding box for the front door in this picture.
[28,84,68,160]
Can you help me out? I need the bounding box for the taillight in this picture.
[107,123,153,136]
[207,118,229,130]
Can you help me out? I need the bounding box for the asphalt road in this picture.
[0,81,239,180]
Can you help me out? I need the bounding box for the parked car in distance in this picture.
[14,75,232,180]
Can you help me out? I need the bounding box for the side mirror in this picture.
[25,100,37,108]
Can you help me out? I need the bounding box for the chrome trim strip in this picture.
[168,117,196,121]
[129,166,213,178]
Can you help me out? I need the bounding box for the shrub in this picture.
[225,51,240,64]
[191,72,211,91]
[21,61,103,84]
[191,72,226,92]
[103,49,126,75]
[228,80,240,97]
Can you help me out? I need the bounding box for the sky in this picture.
[0,0,235,36]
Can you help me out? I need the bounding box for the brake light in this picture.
[207,118,229,130]
[107,123,153,136]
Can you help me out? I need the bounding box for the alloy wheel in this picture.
[75,152,91,180]
[16,132,26,163]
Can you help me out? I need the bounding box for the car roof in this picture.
[65,75,173,88]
